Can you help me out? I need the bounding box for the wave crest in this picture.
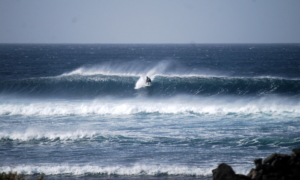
[1,96,299,117]
[0,164,218,176]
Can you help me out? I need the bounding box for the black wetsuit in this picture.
[146,77,151,83]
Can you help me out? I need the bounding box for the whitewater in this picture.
[0,44,300,180]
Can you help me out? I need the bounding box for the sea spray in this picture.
[1,44,300,180]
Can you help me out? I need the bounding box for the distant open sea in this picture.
[0,44,300,180]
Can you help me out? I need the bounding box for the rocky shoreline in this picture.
[212,148,300,180]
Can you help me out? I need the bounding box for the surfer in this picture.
[146,76,151,85]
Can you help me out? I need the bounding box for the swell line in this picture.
[1,74,299,98]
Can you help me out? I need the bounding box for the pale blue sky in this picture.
[1,0,300,44]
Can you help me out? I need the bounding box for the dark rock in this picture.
[253,159,263,171]
[292,148,300,156]
[290,167,300,180]
[254,158,262,166]
[262,174,277,180]
[255,164,263,171]
[212,163,236,180]
[213,149,300,180]
[247,168,255,177]
[277,154,290,164]
[257,169,264,180]
[263,153,277,165]
[261,164,272,173]
[212,164,252,180]
[276,153,289,158]
[247,168,260,180]
[288,154,297,166]
[236,174,251,180]
[271,159,281,168]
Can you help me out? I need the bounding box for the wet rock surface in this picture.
[212,148,300,180]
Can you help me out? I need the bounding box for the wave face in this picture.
[1,69,300,99]
[1,44,300,99]
[1,44,300,179]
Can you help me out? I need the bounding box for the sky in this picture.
[1,0,300,44]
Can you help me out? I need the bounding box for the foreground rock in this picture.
[212,163,250,180]
[212,148,300,180]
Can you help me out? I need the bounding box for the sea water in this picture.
[0,44,300,179]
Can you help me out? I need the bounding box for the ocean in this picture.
[0,44,300,180]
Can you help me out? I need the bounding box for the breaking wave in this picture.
[1,60,299,99]
[0,96,299,117]
[0,164,220,177]
[0,75,299,99]
[1,130,299,148]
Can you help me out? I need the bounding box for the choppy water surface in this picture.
[0,44,300,179]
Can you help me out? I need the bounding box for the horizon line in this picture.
[1,42,300,45]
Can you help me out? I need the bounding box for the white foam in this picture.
[0,164,217,176]
[134,60,173,89]
[0,129,99,141]
[1,96,299,117]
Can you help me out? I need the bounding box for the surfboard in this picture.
[145,82,151,86]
